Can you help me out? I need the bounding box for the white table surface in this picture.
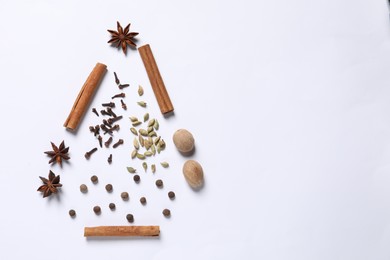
[0,0,390,259]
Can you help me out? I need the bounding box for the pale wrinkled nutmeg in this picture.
[183,160,204,189]
[173,129,195,153]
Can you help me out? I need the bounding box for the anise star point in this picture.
[37,170,62,198]
[44,140,70,167]
[107,21,139,54]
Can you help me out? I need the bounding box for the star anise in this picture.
[44,140,70,167]
[107,21,139,54]
[37,171,62,198]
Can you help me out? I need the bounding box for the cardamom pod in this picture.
[137,101,147,107]
[138,85,144,96]
[139,129,148,136]
[132,121,142,127]
[133,138,139,150]
[129,116,138,122]
[161,162,169,168]
[153,119,159,130]
[142,162,147,172]
[148,119,155,127]
[137,153,146,160]
[139,135,145,147]
[131,150,138,159]
[130,127,138,136]
[127,167,136,173]
[143,113,149,122]
[151,144,156,155]
[154,136,161,145]
[144,151,153,157]
[151,164,156,173]
[148,131,157,137]
[147,126,154,133]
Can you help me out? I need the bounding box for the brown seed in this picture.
[155,179,163,188]
[93,206,101,214]
[162,209,171,217]
[105,184,113,192]
[121,192,129,201]
[126,214,134,223]
[168,191,175,199]
[80,184,88,193]
[140,197,146,205]
[69,209,76,217]
[133,174,140,183]
[91,175,98,184]
[107,154,112,164]
[109,203,116,210]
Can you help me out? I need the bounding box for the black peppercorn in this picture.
[126,214,134,223]
[168,191,175,199]
[105,184,113,192]
[162,209,171,217]
[93,206,101,214]
[91,175,98,184]
[155,179,163,188]
[69,209,76,217]
[140,197,146,205]
[121,192,129,201]
[133,174,140,183]
[109,203,116,210]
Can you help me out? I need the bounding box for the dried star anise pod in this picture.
[37,171,62,198]
[107,21,139,54]
[44,140,70,166]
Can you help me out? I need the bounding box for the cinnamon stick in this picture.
[84,226,160,237]
[138,44,174,114]
[64,63,107,131]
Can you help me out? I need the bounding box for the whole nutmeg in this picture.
[173,129,194,153]
[183,160,204,189]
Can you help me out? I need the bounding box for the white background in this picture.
[0,0,389,259]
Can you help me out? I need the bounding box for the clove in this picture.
[112,93,125,99]
[103,119,112,127]
[85,147,98,159]
[100,124,113,135]
[102,102,115,108]
[100,110,110,116]
[106,107,117,118]
[97,135,103,148]
[113,139,124,148]
[104,137,113,148]
[108,116,123,125]
[92,108,99,117]
[109,124,120,132]
[114,72,120,85]
[120,99,127,110]
[89,125,100,136]
[118,84,129,89]
[108,154,112,164]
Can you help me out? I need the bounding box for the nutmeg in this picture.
[173,129,195,153]
[183,160,204,189]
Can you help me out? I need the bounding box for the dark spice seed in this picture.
[121,192,129,201]
[112,93,125,99]
[92,108,99,117]
[104,137,113,148]
[108,115,123,125]
[108,154,112,164]
[80,184,88,193]
[133,174,140,183]
[106,107,117,117]
[140,197,146,205]
[85,147,98,159]
[118,84,130,89]
[155,179,163,188]
[91,175,98,184]
[162,209,171,217]
[126,214,134,223]
[105,184,113,192]
[93,206,101,214]
[98,135,103,148]
[100,110,110,116]
[102,102,115,108]
[109,203,116,210]
[114,72,120,85]
[121,99,127,110]
[69,209,76,217]
[113,139,124,148]
[168,191,175,199]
